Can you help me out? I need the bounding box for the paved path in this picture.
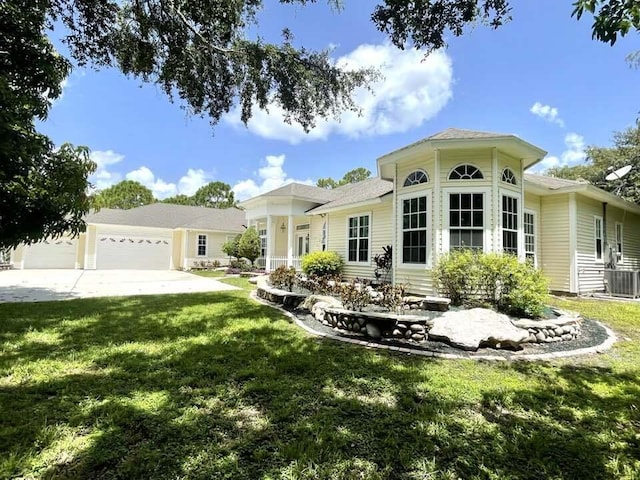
[0,270,238,303]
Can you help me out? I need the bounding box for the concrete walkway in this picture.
[0,270,238,303]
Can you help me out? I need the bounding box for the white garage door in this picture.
[24,238,77,269]
[96,235,171,270]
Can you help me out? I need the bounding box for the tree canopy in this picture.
[547,125,640,204]
[317,167,371,189]
[193,182,237,208]
[92,180,155,210]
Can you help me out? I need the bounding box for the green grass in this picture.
[190,270,226,278]
[1,289,640,479]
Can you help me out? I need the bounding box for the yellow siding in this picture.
[185,230,235,267]
[309,216,324,253]
[172,230,183,269]
[540,195,571,292]
[396,154,435,188]
[610,207,640,270]
[85,225,97,269]
[327,200,393,281]
[439,148,493,186]
[575,195,606,293]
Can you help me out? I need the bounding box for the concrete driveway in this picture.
[0,269,238,303]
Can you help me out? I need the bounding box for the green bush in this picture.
[434,251,549,318]
[301,251,344,277]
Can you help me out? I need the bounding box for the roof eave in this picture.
[307,194,391,215]
[528,182,640,214]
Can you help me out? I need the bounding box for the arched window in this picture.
[449,164,484,180]
[501,168,517,185]
[403,170,429,187]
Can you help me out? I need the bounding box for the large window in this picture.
[616,222,623,261]
[594,216,603,261]
[402,196,428,264]
[197,234,207,256]
[449,193,484,250]
[502,195,518,255]
[348,215,369,262]
[449,164,484,180]
[524,212,536,264]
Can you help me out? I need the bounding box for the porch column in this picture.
[287,215,294,267]
[266,215,272,271]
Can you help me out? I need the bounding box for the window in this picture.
[197,234,207,256]
[449,164,484,180]
[501,168,517,185]
[296,224,310,231]
[616,222,623,261]
[403,170,429,187]
[594,216,603,261]
[402,196,428,264]
[449,193,484,250]
[347,215,370,262]
[259,228,267,257]
[524,212,536,264]
[502,195,518,255]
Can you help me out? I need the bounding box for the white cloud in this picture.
[232,154,313,200]
[530,102,565,127]
[224,44,453,143]
[537,132,587,171]
[89,150,125,190]
[126,166,178,199]
[178,169,211,196]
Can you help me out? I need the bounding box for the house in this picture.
[11,203,245,270]
[239,128,640,296]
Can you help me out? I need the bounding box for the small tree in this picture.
[238,226,261,266]
[222,233,242,261]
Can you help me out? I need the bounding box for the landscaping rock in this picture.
[421,296,452,312]
[428,308,530,351]
[366,323,382,339]
[411,333,425,341]
[298,295,343,312]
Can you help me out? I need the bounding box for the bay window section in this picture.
[524,212,536,264]
[402,196,428,264]
[348,215,369,262]
[449,193,484,250]
[502,195,518,255]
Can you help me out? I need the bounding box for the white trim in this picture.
[442,186,492,253]
[397,189,433,269]
[447,163,485,181]
[615,221,624,263]
[491,148,499,251]
[392,164,398,285]
[433,149,441,263]
[499,187,522,257]
[196,233,208,257]
[345,211,372,265]
[594,215,604,264]
[402,169,429,188]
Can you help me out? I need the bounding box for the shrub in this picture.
[222,234,242,261]
[434,250,549,318]
[295,273,341,295]
[269,265,297,292]
[374,282,407,312]
[338,279,371,312]
[373,245,393,284]
[229,259,251,271]
[301,251,344,277]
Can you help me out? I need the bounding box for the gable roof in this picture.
[307,178,394,214]
[85,203,246,231]
[524,173,587,189]
[427,128,507,141]
[253,182,337,203]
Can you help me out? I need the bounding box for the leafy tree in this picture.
[1,2,96,249]
[162,194,195,206]
[547,125,640,204]
[317,167,371,189]
[193,182,237,208]
[222,234,243,261]
[238,227,261,266]
[93,180,155,209]
[371,0,639,53]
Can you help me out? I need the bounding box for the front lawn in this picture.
[1,288,639,479]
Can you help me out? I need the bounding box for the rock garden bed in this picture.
[255,276,599,354]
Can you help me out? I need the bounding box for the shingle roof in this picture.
[260,182,337,203]
[307,178,394,214]
[427,128,508,140]
[524,173,587,190]
[85,203,246,231]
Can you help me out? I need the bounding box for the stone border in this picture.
[251,291,618,361]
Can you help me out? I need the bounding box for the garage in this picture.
[96,234,171,270]
[23,238,78,269]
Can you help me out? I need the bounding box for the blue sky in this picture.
[42,0,639,200]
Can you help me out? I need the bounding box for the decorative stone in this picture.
[403,295,424,305]
[299,295,343,312]
[561,333,573,341]
[535,332,546,342]
[365,323,382,339]
[428,308,530,351]
[410,324,426,332]
[360,327,367,334]
[420,296,452,312]
[396,323,408,330]
[405,330,413,339]
[527,334,537,343]
[392,329,403,337]
[411,333,425,341]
